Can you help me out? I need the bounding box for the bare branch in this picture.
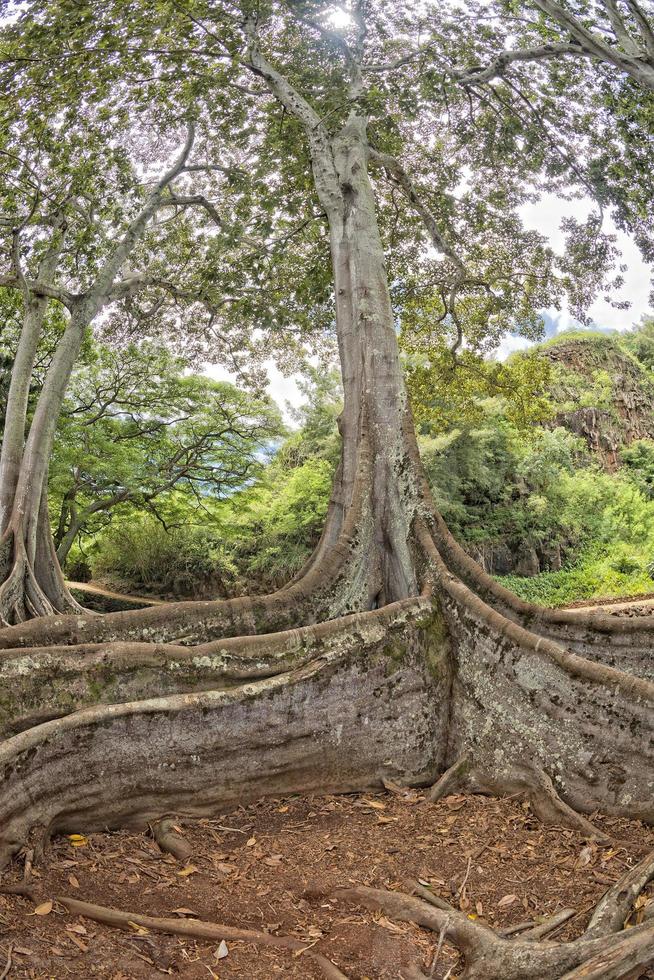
[601,0,641,54]
[158,192,222,225]
[623,0,654,57]
[368,148,466,275]
[533,0,654,89]
[0,273,74,308]
[86,122,197,305]
[366,39,585,81]
[454,41,586,84]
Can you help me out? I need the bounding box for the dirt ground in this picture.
[1,789,652,979]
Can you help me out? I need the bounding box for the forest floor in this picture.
[1,789,653,980]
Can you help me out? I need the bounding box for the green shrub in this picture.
[93,518,236,597]
[227,456,333,590]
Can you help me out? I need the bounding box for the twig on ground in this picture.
[520,908,576,940]
[0,943,12,980]
[56,896,349,980]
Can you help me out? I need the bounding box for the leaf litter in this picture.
[0,791,652,977]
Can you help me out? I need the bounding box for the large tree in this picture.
[0,3,654,975]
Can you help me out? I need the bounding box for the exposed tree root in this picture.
[52,896,350,979]
[465,769,611,842]
[0,522,85,627]
[0,846,35,904]
[428,508,654,677]
[583,847,654,939]
[427,753,471,802]
[0,484,652,879]
[0,444,373,648]
[0,597,433,736]
[0,598,447,868]
[152,817,192,861]
[330,850,654,979]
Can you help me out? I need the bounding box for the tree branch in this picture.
[601,0,641,55]
[242,14,342,215]
[367,149,466,275]
[85,123,197,306]
[0,273,74,307]
[157,193,222,225]
[623,0,654,57]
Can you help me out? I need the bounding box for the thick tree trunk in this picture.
[300,114,422,609]
[0,297,49,532]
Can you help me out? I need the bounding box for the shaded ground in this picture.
[1,790,653,979]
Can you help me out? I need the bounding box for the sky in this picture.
[206,193,653,416]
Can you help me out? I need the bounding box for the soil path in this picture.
[1,791,652,978]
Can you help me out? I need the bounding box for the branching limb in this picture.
[157,192,223,225]
[242,14,343,216]
[623,0,654,57]
[367,149,466,275]
[0,274,75,308]
[533,0,654,89]
[601,0,641,55]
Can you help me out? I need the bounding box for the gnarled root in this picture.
[330,849,654,978]
[0,597,435,737]
[0,524,85,627]
[0,446,373,647]
[0,598,449,869]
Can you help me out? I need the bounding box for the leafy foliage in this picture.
[48,335,283,563]
[93,518,237,598]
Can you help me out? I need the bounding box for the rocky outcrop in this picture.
[544,336,654,469]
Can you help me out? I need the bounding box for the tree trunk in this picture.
[53,488,79,564]
[0,296,49,533]
[0,310,89,624]
[299,113,421,609]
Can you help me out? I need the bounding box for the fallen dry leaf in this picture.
[177,864,199,877]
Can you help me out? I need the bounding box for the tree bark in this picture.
[312,114,420,607]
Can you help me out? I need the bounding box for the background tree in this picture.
[49,339,282,565]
